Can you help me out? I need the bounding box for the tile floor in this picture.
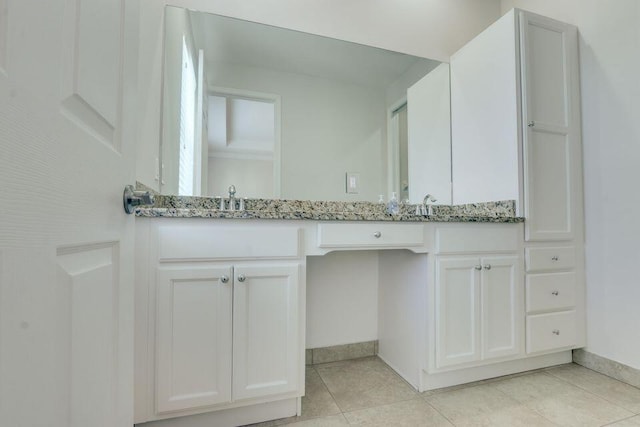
[248,357,640,427]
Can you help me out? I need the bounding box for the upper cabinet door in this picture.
[520,12,581,241]
[233,264,301,401]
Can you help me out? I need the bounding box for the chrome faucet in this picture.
[218,185,243,211]
[422,194,437,216]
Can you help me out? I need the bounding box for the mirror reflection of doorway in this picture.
[389,102,409,202]
[207,89,281,198]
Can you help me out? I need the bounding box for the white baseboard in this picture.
[420,351,572,392]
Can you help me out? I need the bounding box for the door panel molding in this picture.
[56,241,119,427]
[60,0,124,150]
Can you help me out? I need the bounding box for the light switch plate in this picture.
[346,172,360,194]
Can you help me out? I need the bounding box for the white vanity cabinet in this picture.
[433,226,524,371]
[155,263,300,414]
[135,219,305,424]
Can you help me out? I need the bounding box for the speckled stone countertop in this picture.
[135,194,523,223]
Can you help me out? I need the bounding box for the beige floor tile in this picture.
[545,363,640,413]
[425,384,557,427]
[285,414,349,427]
[315,356,418,412]
[302,368,342,419]
[491,372,633,427]
[607,415,640,426]
[343,398,453,426]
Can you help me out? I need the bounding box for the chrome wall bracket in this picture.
[123,185,155,214]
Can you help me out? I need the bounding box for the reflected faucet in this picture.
[422,194,437,216]
[218,185,244,211]
[228,185,237,212]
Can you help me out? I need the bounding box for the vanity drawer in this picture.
[526,311,576,354]
[526,272,576,313]
[526,246,575,272]
[317,223,424,249]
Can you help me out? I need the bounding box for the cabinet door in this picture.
[435,258,481,369]
[156,266,233,413]
[480,256,523,360]
[520,12,580,241]
[233,264,301,400]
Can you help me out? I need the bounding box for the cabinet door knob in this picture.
[237,274,246,282]
[220,275,229,284]
[483,264,492,270]
[551,256,559,261]
[552,290,559,296]
[552,329,560,335]
[373,231,382,238]
[474,265,482,270]
[528,121,535,127]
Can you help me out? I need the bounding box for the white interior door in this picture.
[0,1,138,426]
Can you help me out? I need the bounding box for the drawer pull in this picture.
[552,291,559,296]
[551,256,559,261]
[475,265,482,271]
[373,231,382,238]
[237,274,246,282]
[483,264,492,270]
[552,329,560,335]
[220,275,229,284]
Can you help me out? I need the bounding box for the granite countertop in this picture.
[135,194,524,223]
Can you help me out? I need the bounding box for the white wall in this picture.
[210,63,387,202]
[137,0,501,191]
[500,0,640,369]
[306,252,379,348]
[207,157,274,198]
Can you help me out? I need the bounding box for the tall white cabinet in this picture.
[449,8,585,363]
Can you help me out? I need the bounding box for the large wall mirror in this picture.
[161,6,452,204]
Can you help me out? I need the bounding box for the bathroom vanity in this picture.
[133,6,584,427]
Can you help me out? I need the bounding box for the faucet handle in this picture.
[228,185,236,197]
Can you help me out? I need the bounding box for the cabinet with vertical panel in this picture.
[435,254,523,370]
[155,263,300,414]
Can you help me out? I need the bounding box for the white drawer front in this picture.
[527,311,576,354]
[526,246,575,272]
[436,226,519,254]
[158,225,300,260]
[317,223,424,249]
[526,272,576,313]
